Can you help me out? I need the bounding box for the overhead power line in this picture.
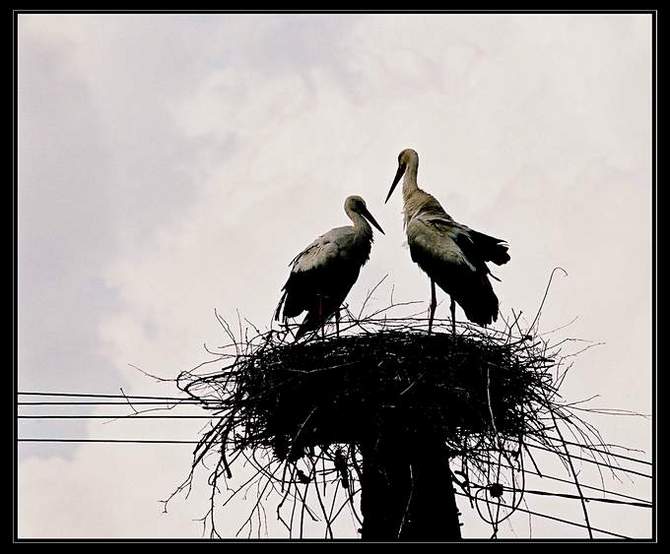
[527,434,651,466]
[18,391,199,401]
[18,438,201,444]
[18,401,207,406]
[486,484,651,508]
[18,415,215,419]
[522,442,652,478]
[453,491,631,539]
[464,453,651,506]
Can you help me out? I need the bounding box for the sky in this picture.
[17,13,653,539]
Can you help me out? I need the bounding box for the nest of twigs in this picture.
[163,277,636,539]
[230,330,549,462]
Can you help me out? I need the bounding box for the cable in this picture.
[454,491,631,539]
[483,484,651,508]
[18,438,201,444]
[18,401,207,406]
[527,434,651,466]
[521,442,652,479]
[18,415,215,419]
[464,453,651,505]
[18,391,195,401]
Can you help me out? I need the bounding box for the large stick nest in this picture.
[231,330,549,462]
[163,277,635,539]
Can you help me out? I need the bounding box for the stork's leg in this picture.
[450,296,456,336]
[319,295,326,340]
[428,279,437,335]
[335,309,340,338]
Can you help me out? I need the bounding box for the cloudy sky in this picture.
[18,13,652,539]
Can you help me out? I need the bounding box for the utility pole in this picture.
[359,428,461,540]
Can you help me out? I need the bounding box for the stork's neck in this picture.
[402,158,420,202]
[400,158,427,227]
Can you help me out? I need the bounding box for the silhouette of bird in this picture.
[385,148,510,334]
[275,195,384,340]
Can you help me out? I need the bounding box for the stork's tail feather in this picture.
[457,286,499,326]
[447,274,500,327]
[471,230,511,266]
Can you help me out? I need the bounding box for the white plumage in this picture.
[275,195,384,340]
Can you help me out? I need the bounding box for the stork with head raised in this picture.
[275,195,385,340]
[385,148,510,334]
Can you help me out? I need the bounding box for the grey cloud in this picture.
[18,13,652,537]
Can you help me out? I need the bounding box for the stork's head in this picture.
[385,148,419,203]
[397,148,418,167]
[345,195,385,235]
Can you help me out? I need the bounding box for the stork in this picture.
[385,148,510,335]
[275,195,385,340]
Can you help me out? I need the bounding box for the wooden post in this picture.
[359,430,461,541]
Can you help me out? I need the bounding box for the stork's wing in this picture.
[408,212,504,326]
[288,228,351,275]
[274,238,330,321]
[276,227,358,322]
[422,214,510,268]
[408,214,476,272]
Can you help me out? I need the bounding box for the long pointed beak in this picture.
[361,207,385,235]
[385,163,405,204]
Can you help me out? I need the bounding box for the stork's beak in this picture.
[385,163,406,204]
[362,207,385,235]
